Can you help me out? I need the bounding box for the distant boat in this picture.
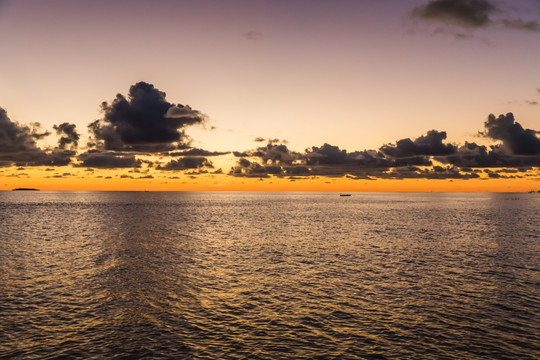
[12,188,39,191]
[339,194,351,197]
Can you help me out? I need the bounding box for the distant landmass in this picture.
[12,188,39,191]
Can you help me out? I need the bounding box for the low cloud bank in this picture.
[1,82,539,181]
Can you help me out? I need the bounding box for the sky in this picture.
[0,0,540,191]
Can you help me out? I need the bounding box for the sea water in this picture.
[0,192,539,359]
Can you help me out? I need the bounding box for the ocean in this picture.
[0,191,538,359]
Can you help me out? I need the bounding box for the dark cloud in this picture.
[526,100,538,106]
[77,151,141,169]
[412,0,540,34]
[168,148,229,157]
[88,82,206,152]
[28,123,51,140]
[411,0,495,28]
[238,158,251,167]
[502,19,540,32]
[230,159,272,178]
[380,130,456,158]
[239,143,302,165]
[233,151,250,157]
[442,142,540,168]
[483,169,520,179]
[0,108,45,156]
[34,149,75,167]
[442,142,501,167]
[0,107,74,166]
[53,123,79,149]
[306,143,432,168]
[254,137,266,142]
[481,113,540,155]
[283,166,311,176]
[385,165,480,180]
[231,142,432,178]
[157,157,213,171]
[231,113,540,180]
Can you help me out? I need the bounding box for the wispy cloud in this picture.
[243,30,264,41]
[411,0,540,36]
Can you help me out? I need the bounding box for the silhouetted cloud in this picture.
[238,143,302,165]
[380,130,456,157]
[53,123,79,149]
[233,151,250,157]
[168,148,229,157]
[526,100,538,106]
[0,107,74,166]
[502,19,540,32]
[483,169,521,179]
[412,0,495,28]
[442,141,540,168]
[230,159,272,178]
[0,108,46,158]
[230,142,433,178]
[231,113,540,180]
[412,0,540,34]
[77,151,141,169]
[306,143,432,168]
[386,165,481,179]
[88,82,205,152]
[481,113,540,155]
[157,157,213,171]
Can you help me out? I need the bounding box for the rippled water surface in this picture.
[0,191,539,359]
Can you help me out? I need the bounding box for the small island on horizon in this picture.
[12,188,40,191]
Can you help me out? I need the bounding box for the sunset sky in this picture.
[1,0,539,191]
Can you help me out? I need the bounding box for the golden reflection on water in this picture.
[0,192,539,359]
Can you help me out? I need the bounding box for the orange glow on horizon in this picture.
[1,166,538,192]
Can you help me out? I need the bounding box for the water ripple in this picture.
[0,192,539,359]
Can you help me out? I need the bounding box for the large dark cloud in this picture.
[412,0,495,28]
[0,108,44,155]
[88,82,206,152]
[481,113,540,155]
[380,130,456,158]
[157,157,213,171]
[0,107,74,166]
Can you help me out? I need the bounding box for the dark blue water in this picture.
[0,192,539,359]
